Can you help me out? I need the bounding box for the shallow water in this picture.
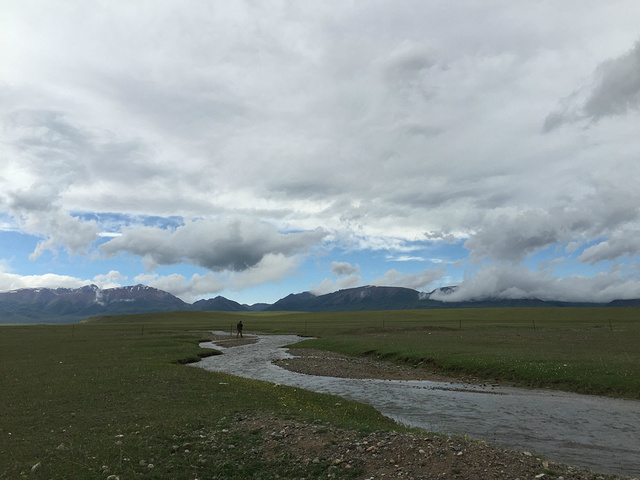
[194,334,640,477]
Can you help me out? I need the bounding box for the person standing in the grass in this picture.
[236,320,243,338]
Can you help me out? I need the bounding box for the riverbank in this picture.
[275,347,464,382]
[204,336,638,480]
[215,412,628,480]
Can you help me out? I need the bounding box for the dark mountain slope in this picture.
[0,284,187,324]
[192,296,249,312]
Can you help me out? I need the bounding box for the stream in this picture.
[193,334,640,477]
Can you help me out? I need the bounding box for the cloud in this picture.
[1,108,191,218]
[544,40,640,131]
[228,253,303,291]
[0,271,90,292]
[431,264,640,303]
[4,109,156,187]
[310,275,363,296]
[2,2,640,303]
[463,193,640,264]
[101,218,327,272]
[309,261,362,295]
[0,109,154,258]
[579,230,640,264]
[6,184,99,259]
[371,266,445,291]
[0,269,130,293]
[464,209,570,262]
[134,253,301,302]
[331,261,359,276]
[376,39,436,102]
[386,255,427,262]
[584,41,640,119]
[92,270,127,289]
[134,272,226,303]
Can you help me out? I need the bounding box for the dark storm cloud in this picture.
[100,218,327,272]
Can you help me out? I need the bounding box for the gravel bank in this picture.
[274,348,459,382]
[220,413,632,480]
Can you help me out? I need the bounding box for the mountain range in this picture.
[1,284,639,324]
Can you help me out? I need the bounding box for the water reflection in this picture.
[194,333,640,477]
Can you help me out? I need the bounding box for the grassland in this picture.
[1,307,638,478]
[1,321,399,479]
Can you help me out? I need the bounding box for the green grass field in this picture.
[1,307,638,478]
[283,308,640,398]
[0,322,397,479]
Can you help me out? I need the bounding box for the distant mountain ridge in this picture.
[262,285,626,312]
[0,284,189,324]
[1,284,639,324]
[192,295,248,312]
[266,286,423,311]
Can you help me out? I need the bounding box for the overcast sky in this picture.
[2,1,640,304]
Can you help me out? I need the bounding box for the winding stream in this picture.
[193,334,640,477]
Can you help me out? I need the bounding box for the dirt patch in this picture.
[212,413,631,480]
[274,348,460,382]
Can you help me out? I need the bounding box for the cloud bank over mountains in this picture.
[1,1,640,304]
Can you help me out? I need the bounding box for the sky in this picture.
[1,1,640,305]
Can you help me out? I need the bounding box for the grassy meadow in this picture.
[1,307,639,478]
